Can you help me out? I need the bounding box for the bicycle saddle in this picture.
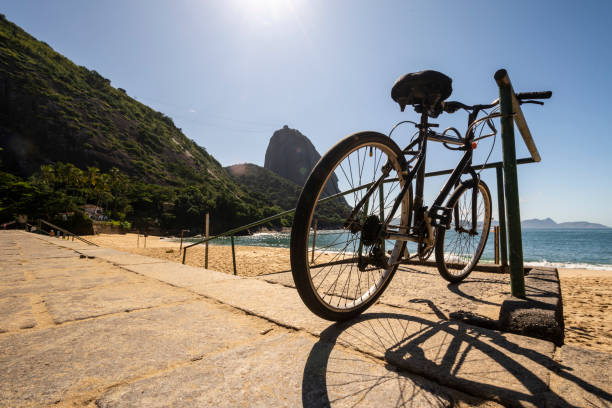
[391,70,453,117]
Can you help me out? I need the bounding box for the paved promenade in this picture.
[1,231,610,407]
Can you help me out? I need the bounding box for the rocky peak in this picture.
[264,126,340,197]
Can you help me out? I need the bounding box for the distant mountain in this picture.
[521,218,557,229]
[264,126,340,197]
[521,218,610,229]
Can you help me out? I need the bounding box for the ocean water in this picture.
[178,228,612,270]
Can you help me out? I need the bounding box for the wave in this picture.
[250,232,286,238]
[479,257,612,271]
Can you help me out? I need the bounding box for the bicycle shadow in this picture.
[445,278,508,307]
[302,312,612,407]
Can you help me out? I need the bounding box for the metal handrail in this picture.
[37,219,98,246]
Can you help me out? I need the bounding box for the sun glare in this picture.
[239,0,300,23]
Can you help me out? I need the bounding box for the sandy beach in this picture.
[84,233,612,353]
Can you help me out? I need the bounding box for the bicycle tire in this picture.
[434,179,492,283]
[290,132,410,321]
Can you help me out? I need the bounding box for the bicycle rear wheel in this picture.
[434,179,492,283]
[290,132,410,321]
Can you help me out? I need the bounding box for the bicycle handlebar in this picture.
[516,91,552,100]
[443,90,552,114]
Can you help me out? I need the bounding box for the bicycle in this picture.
[289,70,551,321]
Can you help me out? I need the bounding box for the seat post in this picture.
[413,112,429,216]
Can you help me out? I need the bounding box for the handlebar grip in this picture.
[516,91,552,100]
[443,101,469,113]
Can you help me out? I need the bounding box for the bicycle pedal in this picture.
[428,205,452,228]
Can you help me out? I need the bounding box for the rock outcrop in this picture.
[264,126,340,197]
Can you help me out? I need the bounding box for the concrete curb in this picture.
[498,267,564,346]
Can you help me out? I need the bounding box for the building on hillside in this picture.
[81,204,107,221]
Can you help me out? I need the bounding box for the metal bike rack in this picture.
[495,68,541,298]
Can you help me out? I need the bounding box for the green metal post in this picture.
[495,166,509,269]
[495,69,525,298]
[231,235,237,275]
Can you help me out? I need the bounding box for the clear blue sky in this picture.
[3,1,612,225]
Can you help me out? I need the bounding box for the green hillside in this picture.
[226,163,350,228]
[0,14,219,183]
[0,15,284,234]
[226,163,301,211]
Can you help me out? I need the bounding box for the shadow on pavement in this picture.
[302,312,612,407]
[446,279,507,307]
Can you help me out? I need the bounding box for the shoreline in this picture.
[165,232,612,272]
[91,233,612,274]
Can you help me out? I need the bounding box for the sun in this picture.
[239,0,301,23]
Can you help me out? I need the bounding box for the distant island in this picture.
[521,218,610,229]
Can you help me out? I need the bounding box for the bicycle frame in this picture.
[346,108,488,252]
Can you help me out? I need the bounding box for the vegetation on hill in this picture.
[0,14,218,184]
[226,163,351,228]
[226,163,301,211]
[0,15,287,234]
[0,162,289,234]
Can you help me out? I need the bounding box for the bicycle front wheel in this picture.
[435,179,492,283]
[290,132,410,321]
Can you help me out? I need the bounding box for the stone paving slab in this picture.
[96,333,457,408]
[121,262,238,286]
[0,301,273,408]
[549,345,612,408]
[0,295,36,332]
[0,268,26,284]
[18,258,120,275]
[16,247,77,259]
[0,268,139,298]
[43,281,198,323]
[28,259,130,280]
[5,256,88,271]
[193,278,333,335]
[73,247,167,265]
